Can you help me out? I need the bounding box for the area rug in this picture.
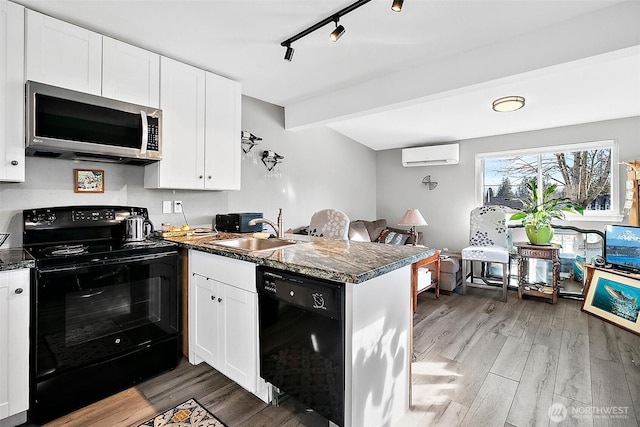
[138,398,227,427]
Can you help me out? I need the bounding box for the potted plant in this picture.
[510,179,584,245]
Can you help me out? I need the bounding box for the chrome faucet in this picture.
[249,208,284,239]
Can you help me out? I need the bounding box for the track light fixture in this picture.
[330,18,346,42]
[391,0,404,12]
[280,0,378,61]
[284,44,294,61]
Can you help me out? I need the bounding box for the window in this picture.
[476,140,621,221]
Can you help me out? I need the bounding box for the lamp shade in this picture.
[399,208,427,226]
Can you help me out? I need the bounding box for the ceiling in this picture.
[15,0,640,151]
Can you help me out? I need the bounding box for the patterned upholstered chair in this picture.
[461,206,510,302]
[309,209,350,240]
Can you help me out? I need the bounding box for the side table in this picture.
[515,242,561,304]
[411,250,440,312]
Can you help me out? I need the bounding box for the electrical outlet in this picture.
[162,200,172,214]
[173,201,183,213]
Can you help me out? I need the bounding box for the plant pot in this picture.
[525,224,554,245]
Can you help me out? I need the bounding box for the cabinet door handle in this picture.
[15,288,23,294]
[208,176,212,179]
[218,297,222,303]
[199,175,203,179]
[11,160,19,166]
[211,295,215,300]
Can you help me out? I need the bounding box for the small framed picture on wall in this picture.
[74,169,104,193]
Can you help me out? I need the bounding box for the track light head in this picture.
[391,0,404,12]
[330,20,345,42]
[284,45,294,61]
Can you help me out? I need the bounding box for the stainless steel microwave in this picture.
[25,81,162,165]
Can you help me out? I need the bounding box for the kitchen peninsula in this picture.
[166,233,434,427]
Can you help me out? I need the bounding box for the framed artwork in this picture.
[74,169,104,193]
[582,268,640,336]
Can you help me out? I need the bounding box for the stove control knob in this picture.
[45,213,56,223]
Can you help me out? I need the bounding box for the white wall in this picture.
[376,116,640,252]
[0,95,377,247]
[229,96,377,231]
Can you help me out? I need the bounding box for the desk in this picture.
[515,242,560,304]
[411,250,440,312]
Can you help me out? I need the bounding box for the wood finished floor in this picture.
[40,288,640,427]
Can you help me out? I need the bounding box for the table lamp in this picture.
[399,208,427,246]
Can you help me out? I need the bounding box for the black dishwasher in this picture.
[257,267,345,427]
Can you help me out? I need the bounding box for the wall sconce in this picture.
[261,150,284,171]
[241,131,262,154]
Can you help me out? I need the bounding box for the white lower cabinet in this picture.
[188,251,267,401]
[0,268,30,421]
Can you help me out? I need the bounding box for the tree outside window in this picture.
[482,142,613,215]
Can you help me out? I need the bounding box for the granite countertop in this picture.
[164,233,434,283]
[0,248,36,271]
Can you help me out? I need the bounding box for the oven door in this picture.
[32,252,178,380]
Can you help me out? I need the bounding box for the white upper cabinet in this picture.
[25,9,102,94]
[0,0,25,182]
[145,57,241,190]
[102,37,160,107]
[145,56,206,189]
[204,72,241,190]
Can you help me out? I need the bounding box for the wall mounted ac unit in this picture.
[401,143,459,167]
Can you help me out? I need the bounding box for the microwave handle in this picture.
[140,111,148,154]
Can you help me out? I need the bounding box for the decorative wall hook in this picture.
[422,175,438,190]
[241,130,262,153]
[261,150,284,171]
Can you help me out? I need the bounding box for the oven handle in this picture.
[36,251,177,273]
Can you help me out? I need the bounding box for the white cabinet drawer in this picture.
[189,250,256,292]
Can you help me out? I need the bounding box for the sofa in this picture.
[348,219,424,245]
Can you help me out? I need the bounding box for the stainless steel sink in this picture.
[205,237,298,252]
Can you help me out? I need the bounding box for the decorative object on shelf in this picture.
[509,179,583,245]
[241,131,262,154]
[74,169,104,193]
[280,0,402,61]
[582,268,640,336]
[261,150,284,171]
[492,95,525,112]
[399,208,427,246]
[422,175,438,190]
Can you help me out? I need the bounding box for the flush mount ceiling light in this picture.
[391,0,404,12]
[492,96,526,112]
[280,0,404,61]
[330,19,346,42]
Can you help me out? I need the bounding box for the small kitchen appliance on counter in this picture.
[215,212,263,233]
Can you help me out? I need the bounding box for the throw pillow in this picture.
[376,229,409,245]
[359,219,387,242]
[348,221,371,242]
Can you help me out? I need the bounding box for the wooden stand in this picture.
[515,242,560,304]
[411,250,440,312]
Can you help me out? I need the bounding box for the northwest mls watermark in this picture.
[548,402,631,422]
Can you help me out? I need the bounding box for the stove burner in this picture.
[46,244,88,256]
